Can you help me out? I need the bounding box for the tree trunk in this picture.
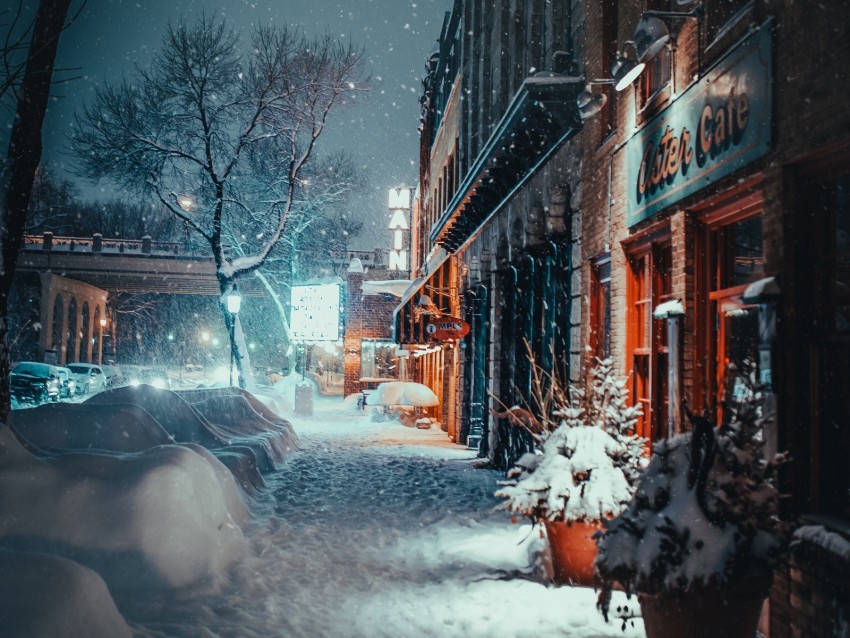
[0,0,74,422]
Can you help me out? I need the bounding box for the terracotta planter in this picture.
[638,575,771,638]
[543,520,603,586]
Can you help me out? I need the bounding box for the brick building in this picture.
[579,2,850,633]
[395,0,586,461]
[400,0,849,633]
[343,258,410,397]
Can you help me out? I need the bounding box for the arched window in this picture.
[67,298,78,364]
[52,295,64,353]
[80,303,90,362]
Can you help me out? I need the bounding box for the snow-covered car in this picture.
[55,367,77,399]
[10,362,62,404]
[67,363,108,395]
[101,364,125,388]
[126,367,172,390]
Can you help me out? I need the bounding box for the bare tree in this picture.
[71,16,367,387]
[0,0,75,420]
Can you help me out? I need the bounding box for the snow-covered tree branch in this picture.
[70,15,368,388]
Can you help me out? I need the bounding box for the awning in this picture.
[394,246,451,312]
[361,280,415,298]
[430,73,585,252]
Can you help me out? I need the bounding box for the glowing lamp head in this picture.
[226,287,242,314]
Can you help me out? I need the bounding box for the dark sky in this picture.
[35,0,452,248]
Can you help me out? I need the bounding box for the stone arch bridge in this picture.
[15,233,266,365]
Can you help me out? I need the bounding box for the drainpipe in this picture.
[654,299,686,438]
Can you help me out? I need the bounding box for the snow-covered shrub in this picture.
[496,358,645,524]
[595,369,789,617]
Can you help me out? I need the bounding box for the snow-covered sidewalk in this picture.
[118,396,644,638]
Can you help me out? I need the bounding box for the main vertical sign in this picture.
[388,187,411,272]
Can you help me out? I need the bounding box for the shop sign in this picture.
[425,316,470,341]
[625,20,772,227]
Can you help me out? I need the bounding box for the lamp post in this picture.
[98,317,107,364]
[226,286,242,387]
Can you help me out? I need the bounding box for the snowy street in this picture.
[115,396,644,638]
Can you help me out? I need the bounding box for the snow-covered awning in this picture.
[361,280,415,298]
[430,73,584,253]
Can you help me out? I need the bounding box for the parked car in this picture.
[55,367,77,399]
[67,363,108,395]
[101,364,124,388]
[10,362,61,404]
[125,366,172,390]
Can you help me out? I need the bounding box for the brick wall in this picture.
[343,268,401,397]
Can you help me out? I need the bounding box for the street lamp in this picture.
[226,286,242,386]
[99,317,107,364]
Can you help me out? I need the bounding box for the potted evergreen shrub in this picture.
[594,367,790,638]
[495,355,646,585]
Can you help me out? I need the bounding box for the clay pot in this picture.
[543,519,603,586]
[638,575,771,638]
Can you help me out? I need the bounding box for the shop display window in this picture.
[627,242,672,442]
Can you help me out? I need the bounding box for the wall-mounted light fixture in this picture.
[612,5,705,92]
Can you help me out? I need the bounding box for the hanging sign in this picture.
[625,20,772,227]
[425,316,470,341]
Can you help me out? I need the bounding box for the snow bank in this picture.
[0,550,133,638]
[9,403,175,453]
[366,381,438,407]
[0,426,247,591]
[88,385,290,472]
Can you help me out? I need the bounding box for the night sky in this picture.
[36,0,452,249]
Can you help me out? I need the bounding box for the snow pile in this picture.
[88,384,297,472]
[366,381,438,407]
[10,402,175,452]
[1,397,644,636]
[0,426,247,592]
[497,426,635,522]
[0,550,133,638]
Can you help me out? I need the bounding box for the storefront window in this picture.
[627,242,672,442]
[702,211,764,418]
[591,257,612,359]
[360,340,399,379]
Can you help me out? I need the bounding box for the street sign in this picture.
[425,316,470,341]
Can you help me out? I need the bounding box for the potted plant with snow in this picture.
[594,366,789,638]
[495,353,645,585]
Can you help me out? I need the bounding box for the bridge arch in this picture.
[40,273,108,365]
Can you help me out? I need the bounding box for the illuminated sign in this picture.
[290,284,342,342]
[625,20,772,227]
[425,316,470,341]
[388,187,412,210]
[388,208,409,272]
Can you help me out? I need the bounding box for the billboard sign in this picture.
[290,284,342,342]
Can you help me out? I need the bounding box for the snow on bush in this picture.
[595,369,789,616]
[496,358,645,524]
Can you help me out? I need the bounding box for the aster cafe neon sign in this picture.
[626,20,772,227]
